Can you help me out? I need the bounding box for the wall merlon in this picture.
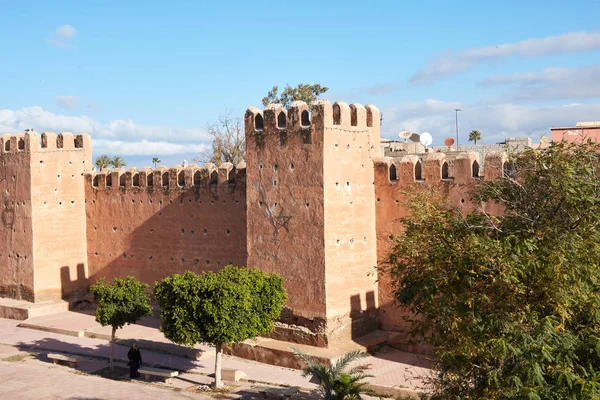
[349,103,367,129]
[218,162,234,187]
[332,101,351,129]
[124,168,139,189]
[244,106,263,136]
[399,155,421,183]
[287,101,310,132]
[373,157,397,185]
[365,104,380,130]
[454,152,480,185]
[35,131,89,152]
[424,153,448,182]
[484,151,508,181]
[41,132,57,150]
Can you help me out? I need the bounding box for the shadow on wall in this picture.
[349,291,378,340]
[60,264,91,302]
[83,181,247,297]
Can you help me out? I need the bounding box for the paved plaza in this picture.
[0,313,433,399]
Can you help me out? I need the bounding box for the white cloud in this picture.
[478,64,600,103]
[410,31,600,85]
[93,139,208,157]
[0,106,211,157]
[381,100,600,145]
[55,95,79,110]
[45,24,77,49]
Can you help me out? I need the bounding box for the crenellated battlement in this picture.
[244,100,381,150]
[1,131,91,155]
[374,151,508,185]
[86,162,247,191]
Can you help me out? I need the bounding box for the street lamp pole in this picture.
[455,108,462,150]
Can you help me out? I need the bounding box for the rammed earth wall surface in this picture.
[85,163,247,287]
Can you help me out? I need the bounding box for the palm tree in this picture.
[468,129,482,145]
[94,154,112,170]
[110,156,127,169]
[292,348,378,399]
[152,157,161,168]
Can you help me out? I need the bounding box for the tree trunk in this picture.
[110,326,116,372]
[214,342,223,388]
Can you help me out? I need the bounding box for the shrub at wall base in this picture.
[154,266,287,388]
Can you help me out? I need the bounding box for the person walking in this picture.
[127,343,142,379]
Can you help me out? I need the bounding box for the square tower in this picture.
[0,132,91,302]
[245,100,381,347]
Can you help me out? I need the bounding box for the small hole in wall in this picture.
[112,227,117,232]
[181,229,185,235]
[122,253,127,259]
[346,181,350,187]
[203,229,207,235]
[58,201,62,206]
[349,238,355,245]
[273,164,278,172]
[57,175,61,179]
[149,199,153,204]
[335,144,339,148]
[71,175,74,179]
[259,163,263,170]
[377,198,380,202]
[461,199,465,204]
[170,257,174,262]
[70,201,75,206]
[150,229,153,233]
[191,230,195,236]
[347,144,350,150]
[305,202,310,208]
[363,237,367,243]
[335,182,339,187]
[206,260,210,265]
[149,256,153,260]
[336,239,341,245]
[40,160,44,164]
[273,180,277,186]
[95,252,98,256]
[94,226,97,230]
[226,229,230,236]
[259,201,263,207]
[290,163,295,171]
[181,258,185,263]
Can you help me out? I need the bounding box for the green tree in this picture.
[94,154,112,170]
[293,349,377,400]
[262,83,329,109]
[154,266,287,388]
[90,276,153,372]
[152,157,161,168]
[193,110,245,166]
[382,140,600,399]
[468,129,482,145]
[110,156,127,169]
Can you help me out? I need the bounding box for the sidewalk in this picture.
[0,313,433,398]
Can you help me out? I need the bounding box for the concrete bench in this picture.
[137,366,179,384]
[47,353,83,368]
[260,387,299,399]
[222,368,247,382]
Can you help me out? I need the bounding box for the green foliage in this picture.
[110,156,127,169]
[262,83,329,109]
[91,276,153,330]
[468,129,482,144]
[383,140,600,399]
[293,349,378,400]
[154,266,287,347]
[94,154,112,170]
[94,154,128,170]
[152,157,161,168]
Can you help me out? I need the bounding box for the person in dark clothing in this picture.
[127,344,142,379]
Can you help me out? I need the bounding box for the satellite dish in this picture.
[399,130,411,141]
[540,136,548,144]
[444,137,455,147]
[409,133,421,143]
[420,132,433,147]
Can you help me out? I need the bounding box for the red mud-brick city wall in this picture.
[85,163,247,289]
[1,132,91,302]
[0,100,517,349]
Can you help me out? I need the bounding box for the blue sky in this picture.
[2,0,600,168]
